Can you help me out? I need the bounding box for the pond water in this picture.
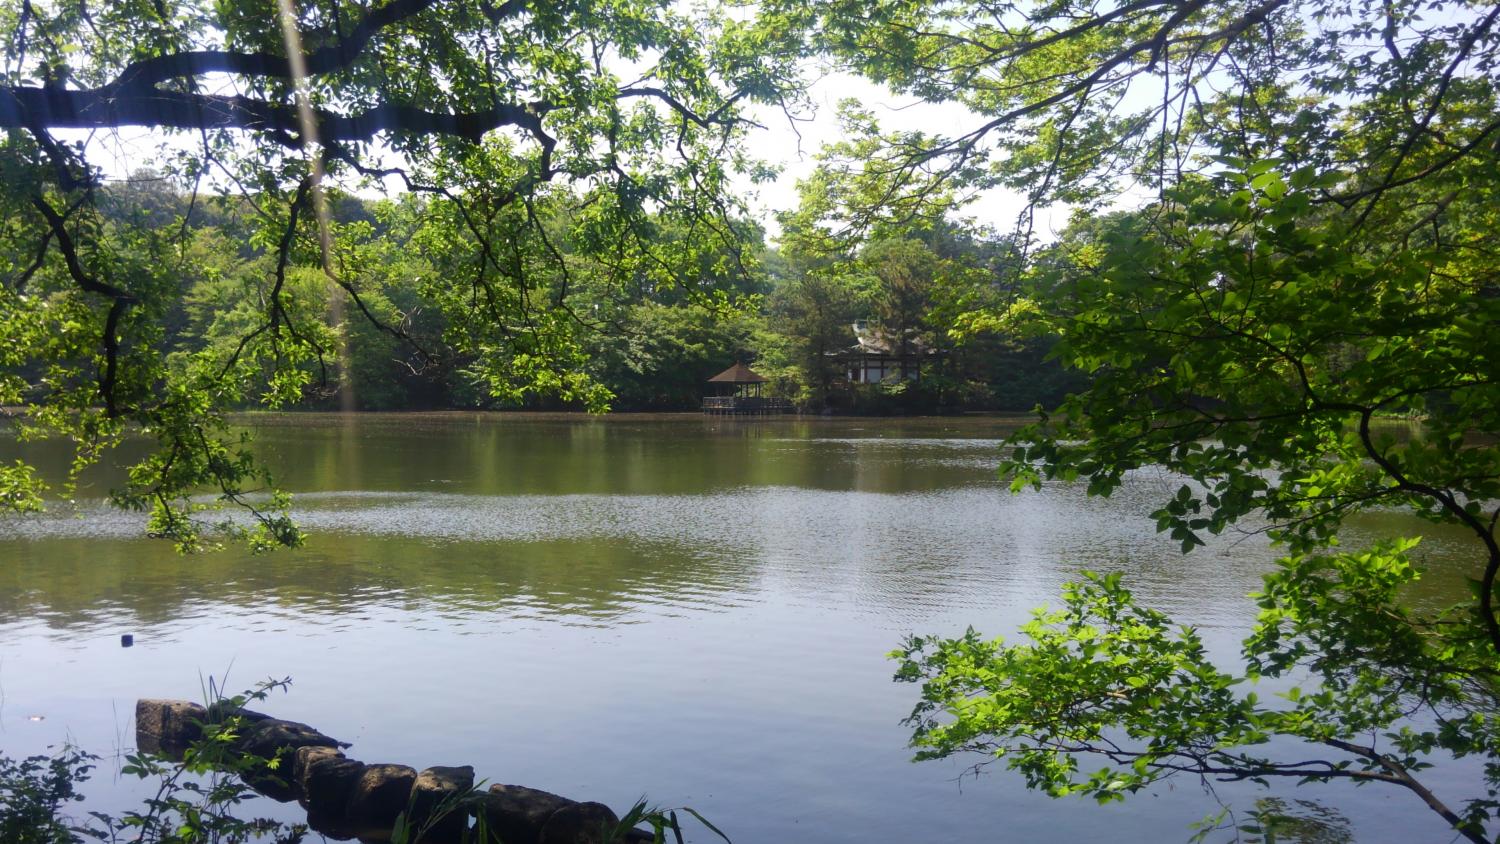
[0,413,1482,842]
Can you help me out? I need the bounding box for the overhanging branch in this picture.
[0,85,549,147]
[29,193,137,417]
[112,0,450,89]
[0,0,545,147]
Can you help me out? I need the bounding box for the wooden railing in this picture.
[701,396,792,414]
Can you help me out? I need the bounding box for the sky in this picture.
[69,68,1072,247]
[737,71,1074,241]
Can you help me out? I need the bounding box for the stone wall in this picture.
[136,699,652,844]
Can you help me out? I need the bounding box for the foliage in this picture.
[0,0,801,549]
[587,300,760,410]
[852,0,1500,837]
[767,169,1070,412]
[892,162,1500,839]
[0,0,1099,549]
[789,0,1500,238]
[1007,165,1497,556]
[0,747,96,844]
[759,264,865,409]
[0,682,306,844]
[2,680,717,844]
[105,679,308,844]
[612,798,734,844]
[896,549,1497,836]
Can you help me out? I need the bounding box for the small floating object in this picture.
[26,715,45,722]
[120,634,134,647]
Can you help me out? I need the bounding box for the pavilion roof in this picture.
[707,362,768,384]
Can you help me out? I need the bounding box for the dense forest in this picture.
[78,172,1079,416]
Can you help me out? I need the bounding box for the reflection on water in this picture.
[1248,799,1354,844]
[0,413,1484,843]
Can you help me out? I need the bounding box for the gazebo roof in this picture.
[707,362,768,384]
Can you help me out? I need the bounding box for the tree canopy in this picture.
[0,0,803,550]
[791,0,1500,243]
[827,0,1500,838]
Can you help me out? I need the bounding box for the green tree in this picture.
[768,166,1072,413]
[587,301,762,410]
[791,0,1500,838]
[760,266,865,409]
[0,0,801,549]
[896,167,1499,839]
[857,237,938,373]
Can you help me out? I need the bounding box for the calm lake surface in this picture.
[0,413,1481,842]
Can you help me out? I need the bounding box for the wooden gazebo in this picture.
[702,362,790,415]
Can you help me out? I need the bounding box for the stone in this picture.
[207,702,272,725]
[345,763,418,834]
[238,715,347,760]
[222,717,342,802]
[409,765,476,842]
[293,745,344,790]
[481,784,575,844]
[134,699,207,754]
[538,801,621,844]
[301,753,367,811]
[262,745,346,804]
